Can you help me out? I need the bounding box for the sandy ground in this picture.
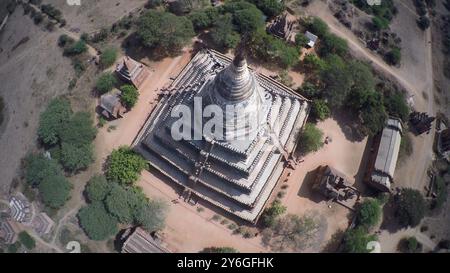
[0,9,75,194]
[43,0,147,34]
[136,116,368,252]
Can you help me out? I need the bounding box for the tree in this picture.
[297,81,320,99]
[210,14,241,49]
[96,73,117,94]
[319,33,348,57]
[341,227,377,253]
[135,199,168,232]
[200,247,239,253]
[417,16,430,30]
[60,142,94,172]
[372,16,389,30]
[320,54,352,108]
[233,6,265,34]
[356,199,382,230]
[252,0,284,18]
[120,85,139,109]
[295,33,309,48]
[63,39,87,56]
[302,54,326,73]
[106,146,147,185]
[298,123,324,154]
[38,174,72,209]
[260,200,287,228]
[18,231,35,250]
[262,214,320,252]
[360,91,387,136]
[398,236,422,253]
[86,175,110,202]
[105,184,135,224]
[24,154,62,187]
[78,202,118,241]
[311,100,330,121]
[383,90,409,121]
[308,17,329,37]
[346,60,376,111]
[38,97,72,145]
[394,188,426,228]
[188,8,219,31]
[60,112,97,147]
[137,10,195,54]
[100,47,118,68]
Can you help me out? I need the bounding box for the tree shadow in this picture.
[379,196,403,233]
[297,168,323,203]
[332,109,367,143]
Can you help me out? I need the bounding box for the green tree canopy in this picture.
[78,202,118,241]
[60,112,97,147]
[319,33,348,57]
[38,97,73,145]
[251,0,284,18]
[105,184,136,224]
[308,17,329,37]
[137,10,195,54]
[106,146,147,185]
[18,231,36,250]
[24,154,62,187]
[341,227,378,253]
[96,73,117,94]
[210,14,241,49]
[356,199,382,230]
[86,175,110,202]
[320,54,352,109]
[311,100,330,121]
[120,85,139,109]
[38,174,72,209]
[188,8,219,31]
[60,142,94,172]
[395,188,426,228]
[359,91,387,136]
[100,47,118,68]
[298,123,324,154]
[260,200,287,228]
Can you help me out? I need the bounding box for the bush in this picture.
[308,17,329,37]
[341,227,378,253]
[63,40,88,56]
[385,47,401,66]
[18,231,36,250]
[260,200,286,228]
[372,16,389,30]
[395,188,426,228]
[78,202,118,241]
[60,142,94,172]
[106,146,147,185]
[399,236,422,253]
[298,123,324,154]
[100,47,118,68]
[251,0,284,18]
[311,100,330,121]
[96,73,117,94]
[233,6,265,34]
[356,199,382,230]
[39,174,72,209]
[120,85,139,109]
[417,16,430,30]
[298,81,320,99]
[58,34,74,48]
[86,175,110,202]
[319,33,348,57]
[135,199,168,232]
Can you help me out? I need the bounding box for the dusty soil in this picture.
[44,0,147,34]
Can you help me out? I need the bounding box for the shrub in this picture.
[356,199,382,230]
[120,85,139,109]
[385,47,401,66]
[64,40,88,56]
[341,227,378,253]
[417,16,430,30]
[308,17,329,37]
[260,200,286,228]
[311,100,330,121]
[298,123,324,154]
[100,47,118,68]
[399,236,422,253]
[96,73,117,94]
